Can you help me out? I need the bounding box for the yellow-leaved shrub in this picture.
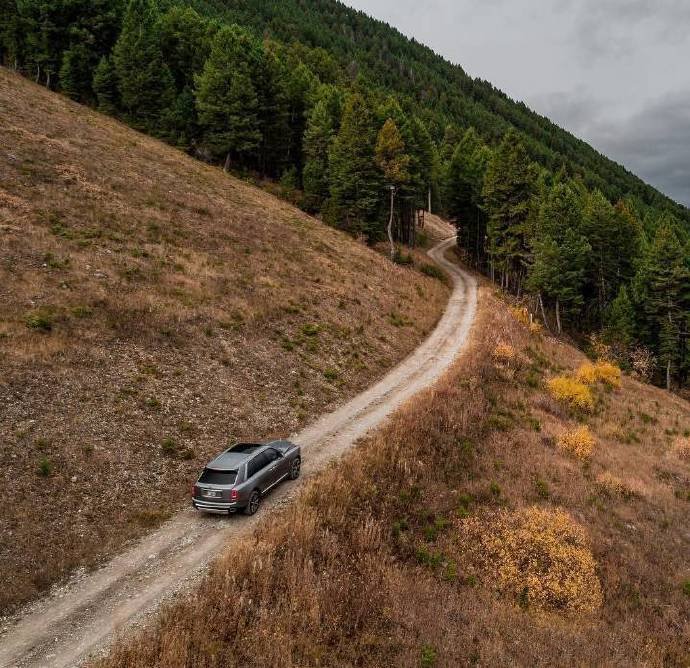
[557,425,596,460]
[510,305,543,335]
[547,376,595,412]
[492,342,516,365]
[576,361,622,388]
[456,507,603,614]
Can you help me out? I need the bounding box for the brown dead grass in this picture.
[0,69,448,612]
[96,285,690,668]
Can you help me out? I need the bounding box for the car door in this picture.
[261,448,284,489]
[247,452,269,492]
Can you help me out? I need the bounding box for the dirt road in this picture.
[0,219,476,668]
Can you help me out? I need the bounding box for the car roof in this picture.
[206,443,267,470]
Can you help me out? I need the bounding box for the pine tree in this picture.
[528,228,591,333]
[92,56,119,115]
[302,98,335,212]
[0,0,23,69]
[328,93,382,238]
[482,130,534,291]
[113,0,174,131]
[404,116,436,209]
[375,119,410,186]
[376,118,411,259]
[194,25,262,169]
[604,285,636,350]
[59,43,93,102]
[444,127,490,266]
[528,182,591,331]
[641,221,689,389]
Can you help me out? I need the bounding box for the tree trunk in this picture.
[387,188,395,261]
[223,152,232,173]
[555,298,562,334]
[428,187,432,214]
[538,293,550,333]
[666,360,672,392]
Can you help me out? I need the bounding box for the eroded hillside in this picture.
[0,69,448,611]
[98,278,690,668]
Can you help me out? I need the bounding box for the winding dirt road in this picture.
[0,217,477,668]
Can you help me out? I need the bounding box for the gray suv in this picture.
[192,441,301,515]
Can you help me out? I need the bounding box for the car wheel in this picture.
[244,490,261,516]
[289,457,301,480]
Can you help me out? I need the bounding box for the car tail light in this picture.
[230,489,238,502]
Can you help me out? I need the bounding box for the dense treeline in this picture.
[444,128,690,390]
[1,0,688,389]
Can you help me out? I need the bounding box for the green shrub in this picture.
[535,478,550,499]
[37,457,52,477]
[323,368,339,381]
[393,249,413,265]
[420,644,437,668]
[25,308,56,332]
[420,263,445,281]
[161,437,177,456]
[71,305,94,318]
[301,323,321,337]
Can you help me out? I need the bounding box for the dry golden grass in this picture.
[557,425,596,460]
[595,471,641,499]
[673,439,690,462]
[96,285,690,668]
[0,69,448,611]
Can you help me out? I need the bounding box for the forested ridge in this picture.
[1,0,689,390]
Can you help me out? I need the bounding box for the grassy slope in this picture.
[0,68,448,612]
[98,277,690,668]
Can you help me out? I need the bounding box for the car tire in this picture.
[289,457,301,480]
[244,490,261,516]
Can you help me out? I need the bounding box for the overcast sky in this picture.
[344,0,690,207]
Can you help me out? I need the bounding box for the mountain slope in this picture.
[0,68,448,612]
[98,280,690,668]
[190,0,689,224]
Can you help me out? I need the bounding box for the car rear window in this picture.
[199,469,237,485]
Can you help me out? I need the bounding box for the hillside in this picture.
[0,68,448,612]
[98,276,690,667]
[191,0,690,224]
[2,0,689,391]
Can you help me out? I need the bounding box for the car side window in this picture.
[247,454,264,478]
[264,448,279,463]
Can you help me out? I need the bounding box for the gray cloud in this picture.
[589,91,690,205]
[558,0,690,62]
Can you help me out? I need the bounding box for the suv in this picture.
[192,440,301,515]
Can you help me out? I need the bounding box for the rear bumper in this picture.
[192,499,241,514]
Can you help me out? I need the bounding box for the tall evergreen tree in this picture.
[113,0,174,131]
[92,56,118,114]
[444,127,490,267]
[0,0,24,69]
[639,221,689,389]
[482,130,534,290]
[194,25,262,169]
[59,43,93,102]
[328,93,381,238]
[302,98,335,212]
[604,285,636,359]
